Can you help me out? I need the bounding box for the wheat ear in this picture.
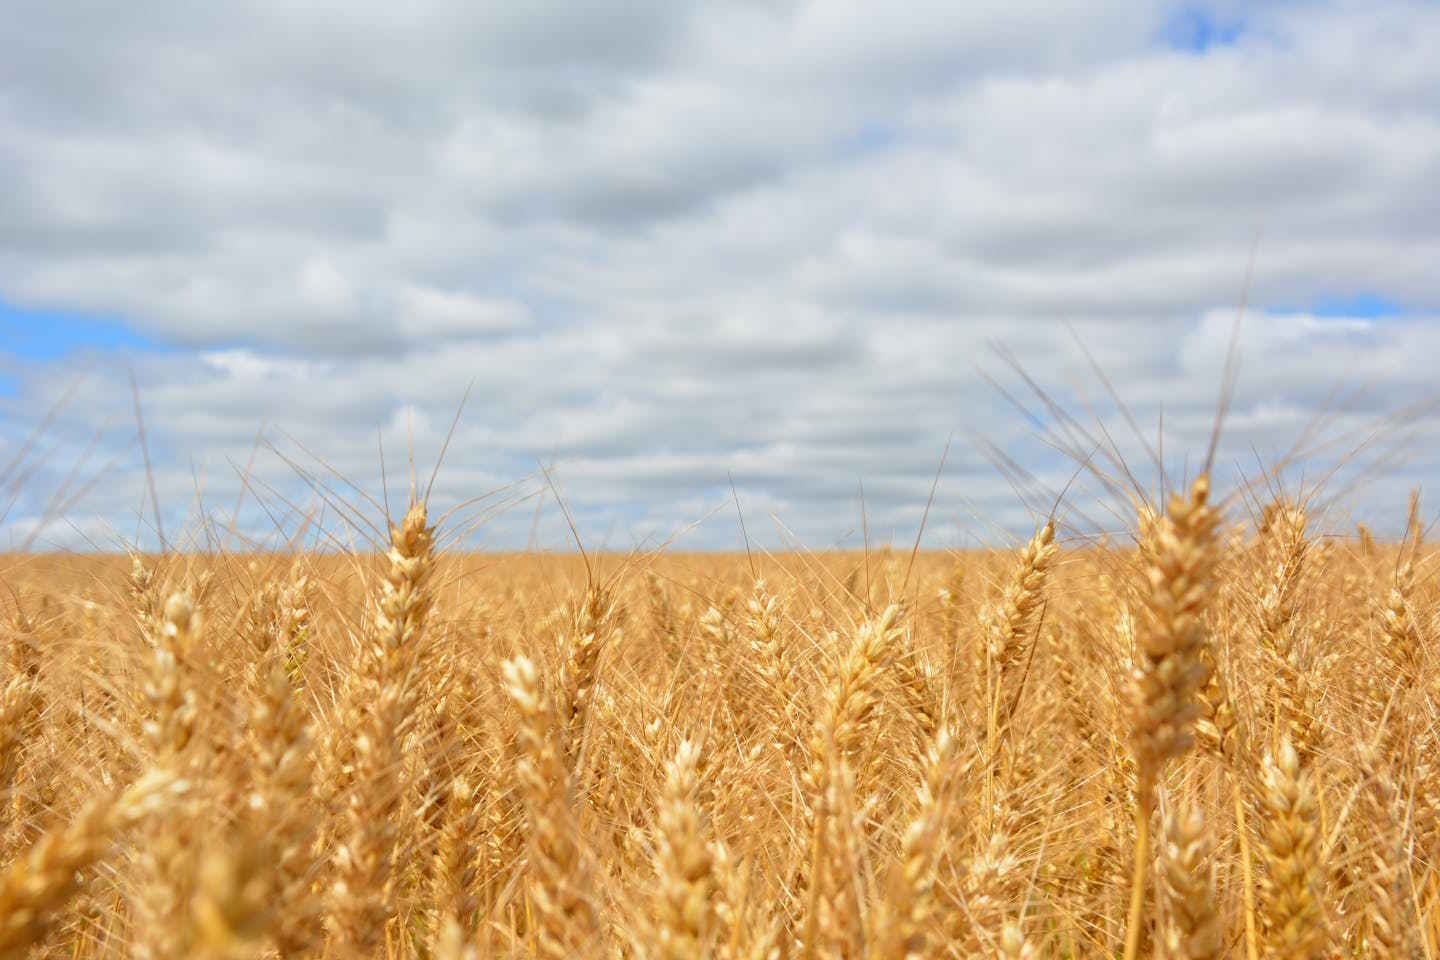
[796,603,905,923]
[652,738,715,960]
[135,591,204,960]
[1160,804,1223,960]
[503,655,599,960]
[1258,738,1325,960]
[247,657,319,955]
[1123,476,1221,960]
[330,500,435,954]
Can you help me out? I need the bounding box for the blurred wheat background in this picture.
[1,468,1435,959]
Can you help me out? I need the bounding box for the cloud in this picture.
[3,0,1439,550]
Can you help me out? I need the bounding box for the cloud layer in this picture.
[3,0,1439,551]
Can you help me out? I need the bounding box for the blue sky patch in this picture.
[1304,292,1409,319]
[0,299,155,359]
[1160,6,1246,52]
[1268,292,1412,320]
[832,122,902,161]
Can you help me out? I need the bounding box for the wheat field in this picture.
[0,482,1435,959]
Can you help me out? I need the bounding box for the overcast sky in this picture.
[2,0,1439,553]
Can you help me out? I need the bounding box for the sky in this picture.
[2,0,1439,553]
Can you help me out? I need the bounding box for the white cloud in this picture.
[201,350,324,382]
[298,259,354,313]
[396,285,530,336]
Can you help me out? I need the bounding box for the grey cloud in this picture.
[4,0,1440,550]
[2,2,699,128]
